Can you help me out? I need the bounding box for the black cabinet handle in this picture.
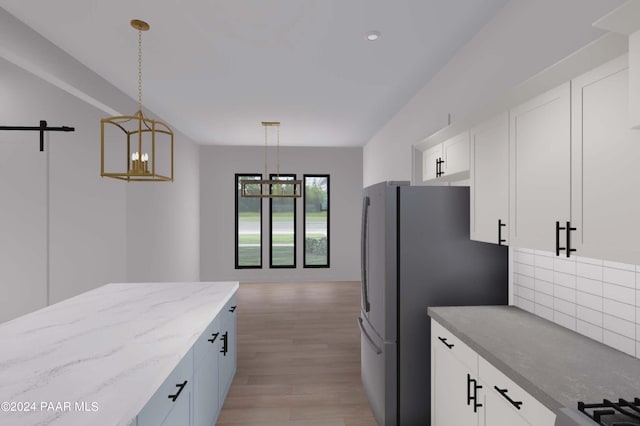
[498,219,507,246]
[229,305,237,313]
[565,221,576,258]
[438,336,454,349]
[435,158,440,177]
[207,332,219,343]
[168,380,188,402]
[555,221,566,256]
[494,386,522,410]
[467,374,483,413]
[220,331,229,356]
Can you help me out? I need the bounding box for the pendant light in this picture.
[240,122,301,198]
[100,19,174,182]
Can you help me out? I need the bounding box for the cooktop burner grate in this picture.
[578,398,640,426]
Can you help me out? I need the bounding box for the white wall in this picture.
[0,10,201,323]
[200,145,362,282]
[363,0,624,186]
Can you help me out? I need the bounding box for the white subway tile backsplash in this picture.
[577,276,603,296]
[535,303,554,321]
[603,260,636,272]
[513,249,640,360]
[516,274,534,289]
[535,279,554,296]
[535,255,554,270]
[603,314,636,339]
[554,258,576,275]
[554,297,576,317]
[603,283,635,304]
[554,311,576,331]
[603,267,636,289]
[554,285,577,303]
[577,262,603,280]
[603,299,635,323]
[535,267,554,283]
[577,320,603,342]
[535,291,554,309]
[577,291,603,311]
[603,330,636,357]
[577,305,603,327]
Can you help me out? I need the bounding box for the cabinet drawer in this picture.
[138,349,194,426]
[431,319,478,375]
[479,356,555,426]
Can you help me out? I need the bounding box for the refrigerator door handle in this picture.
[358,317,382,354]
[361,196,371,312]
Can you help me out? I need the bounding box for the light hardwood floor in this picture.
[217,281,377,426]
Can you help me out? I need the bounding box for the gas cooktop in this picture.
[578,398,640,426]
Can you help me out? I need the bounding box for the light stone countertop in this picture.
[428,305,640,421]
[0,281,238,426]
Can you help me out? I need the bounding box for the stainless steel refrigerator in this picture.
[359,182,508,425]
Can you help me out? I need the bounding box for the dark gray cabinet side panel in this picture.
[398,186,508,425]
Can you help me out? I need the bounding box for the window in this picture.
[303,175,329,267]
[269,174,296,268]
[235,174,262,268]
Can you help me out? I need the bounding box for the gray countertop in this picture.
[428,305,640,415]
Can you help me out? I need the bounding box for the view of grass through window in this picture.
[270,175,296,267]
[235,174,262,268]
[304,175,329,267]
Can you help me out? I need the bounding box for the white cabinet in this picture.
[422,132,469,183]
[431,319,555,426]
[470,112,509,245]
[571,54,640,264]
[509,83,571,251]
[219,294,238,405]
[193,316,221,426]
[423,144,442,181]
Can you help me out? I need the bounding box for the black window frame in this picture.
[303,174,330,268]
[235,173,263,269]
[269,174,297,269]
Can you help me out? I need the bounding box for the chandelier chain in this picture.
[138,29,143,112]
[264,125,268,183]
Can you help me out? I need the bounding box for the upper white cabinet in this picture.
[422,131,470,183]
[509,83,571,251]
[571,55,640,264]
[470,113,509,245]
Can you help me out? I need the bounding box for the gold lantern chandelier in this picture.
[100,19,174,182]
[240,122,301,198]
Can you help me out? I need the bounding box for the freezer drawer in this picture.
[359,315,397,426]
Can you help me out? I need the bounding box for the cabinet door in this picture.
[422,144,442,181]
[470,113,509,245]
[509,83,571,251]
[481,386,530,426]
[443,131,470,177]
[161,381,192,426]
[571,55,640,264]
[219,295,237,406]
[193,316,221,426]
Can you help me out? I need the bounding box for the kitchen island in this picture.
[429,305,640,425]
[0,281,238,426]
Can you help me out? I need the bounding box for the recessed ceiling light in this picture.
[365,31,381,41]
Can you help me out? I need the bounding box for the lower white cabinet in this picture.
[138,292,237,426]
[431,319,555,426]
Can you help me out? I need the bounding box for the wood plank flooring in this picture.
[217,281,377,426]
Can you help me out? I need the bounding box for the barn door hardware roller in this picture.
[0,120,75,151]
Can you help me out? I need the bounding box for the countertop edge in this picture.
[427,306,564,414]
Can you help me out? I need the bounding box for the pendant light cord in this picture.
[138,29,143,112]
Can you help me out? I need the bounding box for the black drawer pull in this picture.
[467,374,483,413]
[168,380,188,402]
[555,221,566,256]
[498,219,507,246]
[565,221,576,258]
[207,332,219,343]
[494,386,522,410]
[220,331,229,356]
[229,305,237,313]
[438,336,454,349]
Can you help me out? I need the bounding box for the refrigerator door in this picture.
[359,314,397,426]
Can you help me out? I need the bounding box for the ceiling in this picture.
[0,0,508,147]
